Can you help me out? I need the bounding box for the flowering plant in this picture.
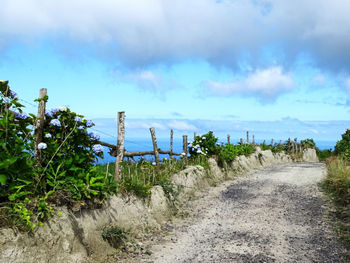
[189,131,218,157]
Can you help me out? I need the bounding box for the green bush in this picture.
[189,131,218,157]
[271,145,285,153]
[300,138,316,149]
[316,148,333,161]
[335,129,350,155]
[0,81,117,230]
[218,144,255,163]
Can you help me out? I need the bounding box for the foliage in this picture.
[260,143,272,151]
[0,81,117,230]
[271,145,285,153]
[300,138,316,149]
[322,157,350,247]
[102,226,128,249]
[323,157,350,206]
[218,144,255,163]
[189,131,218,157]
[316,148,333,161]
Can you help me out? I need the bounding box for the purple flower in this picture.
[86,120,94,127]
[49,119,61,127]
[15,112,28,120]
[74,116,82,122]
[46,108,60,117]
[10,90,18,99]
[92,144,104,154]
[88,132,100,141]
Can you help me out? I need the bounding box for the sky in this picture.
[1,0,350,146]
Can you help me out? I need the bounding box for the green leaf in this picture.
[0,174,7,185]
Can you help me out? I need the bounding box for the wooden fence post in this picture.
[114,111,125,180]
[194,132,196,140]
[271,139,274,146]
[183,135,188,165]
[170,129,173,159]
[34,88,47,165]
[227,134,230,145]
[246,131,249,144]
[240,138,243,145]
[279,140,282,145]
[150,128,160,166]
[252,135,255,145]
[294,138,298,154]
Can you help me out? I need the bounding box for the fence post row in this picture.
[150,127,160,166]
[34,88,47,166]
[183,135,188,165]
[114,111,125,180]
[170,129,174,159]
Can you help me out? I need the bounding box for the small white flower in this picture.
[152,162,156,165]
[38,142,47,150]
[164,158,167,161]
[45,133,52,138]
[59,106,67,111]
[181,152,186,156]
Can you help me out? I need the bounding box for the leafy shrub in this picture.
[316,148,332,161]
[260,143,272,151]
[218,144,255,163]
[271,145,285,153]
[335,129,350,156]
[300,138,316,149]
[189,131,218,157]
[0,81,117,230]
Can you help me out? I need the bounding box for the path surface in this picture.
[130,163,348,263]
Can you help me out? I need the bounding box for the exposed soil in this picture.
[117,162,349,263]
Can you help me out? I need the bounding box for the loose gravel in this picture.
[121,162,349,263]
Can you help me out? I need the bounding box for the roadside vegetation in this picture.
[322,129,350,247]
[0,80,326,233]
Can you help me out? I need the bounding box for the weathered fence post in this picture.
[271,139,274,146]
[246,131,249,144]
[170,129,174,159]
[183,135,188,165]
[240,138,243,145]
[227,134,230,145]
[194,132,196,140]
[279,140,282,145]
[34,88,47,165]
[294,138,298,154]
[114,111,125,180]
[150,127,160,166]
[252,135,255,145]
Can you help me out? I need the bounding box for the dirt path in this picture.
[128,162,348,263]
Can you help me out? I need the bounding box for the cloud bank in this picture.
[205,67,293,100]
[1,0,350,72]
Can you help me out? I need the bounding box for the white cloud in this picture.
[125,121,166,130]
[2,0,350,71]
[110,69,177,92]
[167,120,197,131]
[206,67,293,100]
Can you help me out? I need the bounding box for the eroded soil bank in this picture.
[132,163,349,263]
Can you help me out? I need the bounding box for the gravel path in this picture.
[129,163,349,263]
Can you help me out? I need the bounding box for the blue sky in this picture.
[1,0,350,146]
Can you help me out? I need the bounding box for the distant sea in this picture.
[96,138,337,164]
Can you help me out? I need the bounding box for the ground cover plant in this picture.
[322,130,350,247]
